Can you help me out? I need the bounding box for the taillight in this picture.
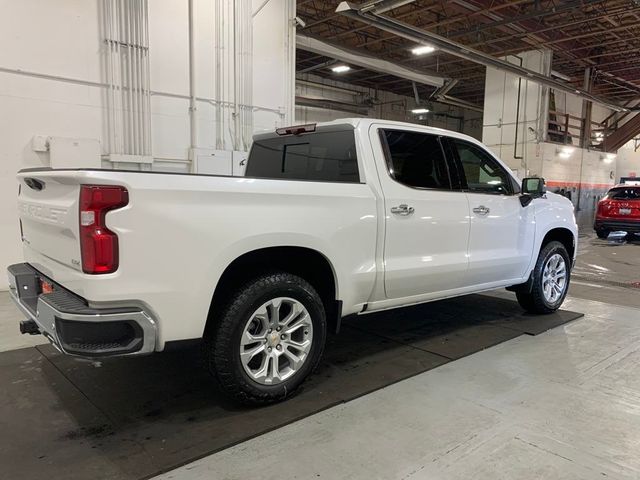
[79,185,129,274]
[598,200,611,214]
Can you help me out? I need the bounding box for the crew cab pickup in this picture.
[8,119,577,404]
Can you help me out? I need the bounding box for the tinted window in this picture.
[452,139,512,195]
[246,130,359,183]
[381,130,451,190]
[607,187,640,200]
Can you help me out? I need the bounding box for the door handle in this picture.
[473,205,490,216]
[391,204,415,216]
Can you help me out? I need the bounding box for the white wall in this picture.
[482,50,551,178]
[617,140,640,180]
[481,50,626,228]
[0,0,295,289]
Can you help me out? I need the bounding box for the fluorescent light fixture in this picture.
[551,70,572,82]
[412,45,435,55]
[411,108,430,114]
[557,146,574,159]
[331,65,351,73]
[601,153,616,164]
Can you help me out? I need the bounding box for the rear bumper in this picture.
[594,219,640,233]
[7,263,157,358]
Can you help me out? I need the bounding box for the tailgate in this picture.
[18,172,82,271]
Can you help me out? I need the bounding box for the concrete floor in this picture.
[157,295,640,480]
[1,232,639,479]
[570,233,640,309]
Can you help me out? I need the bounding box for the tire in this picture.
[595,228,609,239]
[204,272,327,405]
[516,241,571,314]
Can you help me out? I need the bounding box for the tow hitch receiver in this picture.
[20,319,40,335]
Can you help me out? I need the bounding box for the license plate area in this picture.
[619,208,632,215]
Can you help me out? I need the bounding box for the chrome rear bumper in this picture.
[8,263,156,357]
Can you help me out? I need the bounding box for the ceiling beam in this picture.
[297,33,446,88]
[335,1,630,112]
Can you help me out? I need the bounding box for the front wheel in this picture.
[516,241,571,314]
[204,272,327,405]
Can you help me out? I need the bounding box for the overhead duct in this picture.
[360,0,417,13]
[336,1,629,113]
[295,96,371,116]
[297,34,445,88]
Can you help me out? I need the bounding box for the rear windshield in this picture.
[607,187,640,200]
[246,129,360,183]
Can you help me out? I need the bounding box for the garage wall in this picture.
[295,74,483,138]
[482,50,551,178]
[617,141,640,180]
[481,49,625,229]
[0,0,295,290]
[536,142,616,227]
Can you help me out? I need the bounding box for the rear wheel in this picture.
[516,241,571,314]
[595,228,609,239]
[204,272,327,405]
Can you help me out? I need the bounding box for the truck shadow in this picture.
[4,293,582,480]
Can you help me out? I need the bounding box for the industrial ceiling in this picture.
[295,0,640,109]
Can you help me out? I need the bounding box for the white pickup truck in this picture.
[9,119,577,404]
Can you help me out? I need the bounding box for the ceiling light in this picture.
[411,108,430,114]
[331,65,351,73]
[557,146,574,159]
[551,70,572,82]
[601,153,616,164]
[411,45,435,55]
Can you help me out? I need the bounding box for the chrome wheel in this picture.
[542,253,567,303]
[240,297,313,385]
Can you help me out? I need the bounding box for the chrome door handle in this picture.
[391,204,415,216]
[473,205,490,216]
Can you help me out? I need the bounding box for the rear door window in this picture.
[380,129,452,190]
[246,129,359,183]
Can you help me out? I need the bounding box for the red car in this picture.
[594,184,640,239]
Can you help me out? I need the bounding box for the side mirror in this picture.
[520,177,546,207]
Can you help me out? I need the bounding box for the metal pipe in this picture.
[335,1,629,113]
[136,0,143,156]
[124,0,134,154]
[104,0,115,154]
[361,0,416,14]
[215,0,223,150]
[143,0,151,155]
[188,0,198,154]
[252,0,272,18]
[437,95,483,113]
[232,0,239,151]
[130,0,139,156]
